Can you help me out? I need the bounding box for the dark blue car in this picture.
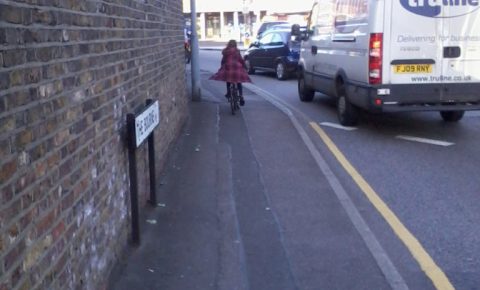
[243,29,300,80]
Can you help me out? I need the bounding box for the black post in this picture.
[146,99,157,206]
[127,113,140,245]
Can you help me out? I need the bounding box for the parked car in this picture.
[265,23,294,32]
[255,21,289,39]
[293,0,480,126]
[244,29,301,80]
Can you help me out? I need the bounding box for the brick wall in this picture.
[0,0,188,289]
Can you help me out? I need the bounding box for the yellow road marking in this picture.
[310,122,454,290]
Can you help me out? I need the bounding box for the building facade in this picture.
[0,0,188,289]
[183,0,313,40]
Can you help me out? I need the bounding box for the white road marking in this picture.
[396,135,454,147]
[465,111,480,117]
[320,122,358,131]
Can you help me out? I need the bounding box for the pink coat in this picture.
[210,47,252,83]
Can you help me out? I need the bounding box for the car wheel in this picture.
[440,110,464,122]
[298,71,314,102]
[276,61,288,80]
[337,92,359,126]
[245,58,255,74]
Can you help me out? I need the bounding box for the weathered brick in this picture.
[36,47,53,62]
[4,238,25,272]
[47,29,62,42]
[2,49,27,68]
[26,104,44,123]
[28,141,46,162]
[15,112,27,128]
[36,210,56,238]
[54,129,70,146]
[0,28,6,44]
[43,63,65,79]
[0,116,15,133]
[24,29,42,44]
[25,49,36,62]
[24,67,42,84]
[15,171,36,194]
[32,9,57,25]
[0,185,14,204]
[0,72,9,90]
[0,96,6,114]
[66,59,82,73]
[0,139,10,157]
[9,70,24,87]
[51,221,65,241]
[0,4,23,24]
[15,130,34,148]
[47,151,61,167]
[6,90,30,111]
[6,28,25,45]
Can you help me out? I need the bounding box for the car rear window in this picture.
[259,22,288,33]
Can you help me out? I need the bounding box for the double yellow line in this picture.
[310,122,454,290]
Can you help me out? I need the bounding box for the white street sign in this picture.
[134,101,160,147]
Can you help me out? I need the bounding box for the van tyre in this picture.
[276,61,288,80]
[440,110,464,122]
[245,58,255,74]
[337,93,359,126]
[298,72,314,102]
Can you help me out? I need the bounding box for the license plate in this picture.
[393,64,432,74]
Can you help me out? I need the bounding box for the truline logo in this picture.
[401,0,480,18]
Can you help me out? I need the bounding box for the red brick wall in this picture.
[0,0,188,289]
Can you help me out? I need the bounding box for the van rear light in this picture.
[369,33,383,85]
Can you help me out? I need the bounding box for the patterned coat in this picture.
[210,47,252,83]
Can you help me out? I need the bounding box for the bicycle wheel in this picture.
[229,84,236,115]
[234,94,240,110]
[235,84,240,110]
[233,84,240,111]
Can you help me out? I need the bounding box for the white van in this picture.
[292,0,480,125]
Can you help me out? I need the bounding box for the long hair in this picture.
[226,39,237,49]
[222,39,238,58]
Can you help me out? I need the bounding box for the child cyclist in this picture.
[210,40,251,106]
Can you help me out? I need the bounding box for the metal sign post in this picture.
[126,99,160,245]
[190,0,202,101]
[146,99,157,206]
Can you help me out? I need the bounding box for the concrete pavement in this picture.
[107,73,395,290]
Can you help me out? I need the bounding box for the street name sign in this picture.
[134,100,160,148]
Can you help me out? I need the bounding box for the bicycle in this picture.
[228,83,240,115]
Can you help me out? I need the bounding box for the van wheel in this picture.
[337,93,359,126]
[298,72,314,102]
[245,58,255,74]
[276,61,288,80]
[440,110,464,122]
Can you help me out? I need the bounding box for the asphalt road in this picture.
[199,49,480,290]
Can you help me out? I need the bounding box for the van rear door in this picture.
[441,5,480,89]
[387,1,443,87]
